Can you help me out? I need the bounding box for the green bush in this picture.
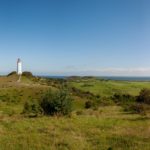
[40,89,72,116]
[136,89,150,104]
[7,71,17,76]
[71,87,95,100]
[22,71,33,78]
[126,103,146,115]
[76,110,83,115]
[99,97,114,106]
[22,99,42,117]
[85,95,103,109]
[85,100,93,109]
[112,93,135,105]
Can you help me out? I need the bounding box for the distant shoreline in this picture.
[38,75,150,81]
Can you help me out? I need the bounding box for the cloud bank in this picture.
[37,67,150,76]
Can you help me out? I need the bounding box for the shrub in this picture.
[76,110,83,115]
[99,97,114,106]
[112,93,135,105]
[40,89,72,116]
[127,103,146,115]
[7,71,17,76]
[71,87,95,100]
[136,89,150,104]
[85,95,103,109]
[22,71,33,78]
[22,99,42,117]
[85,100,93,109]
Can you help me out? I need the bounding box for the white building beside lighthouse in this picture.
[17,58,22,75]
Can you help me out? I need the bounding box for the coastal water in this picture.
[40,76,150,81]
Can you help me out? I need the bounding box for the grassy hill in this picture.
[0,76,150,150]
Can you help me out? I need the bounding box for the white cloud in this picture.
[44,67,150,76]
[89,67,150,76]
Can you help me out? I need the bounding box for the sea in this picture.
[39,76,150,81]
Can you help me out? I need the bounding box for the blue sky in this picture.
[0,0,150,76]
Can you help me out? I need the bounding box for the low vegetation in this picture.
[22,99,42,117]
[40,89,72,116]
[7,71,17,76]
[137,88,150,104]
[0,75,150,150]
[22,71,33,78]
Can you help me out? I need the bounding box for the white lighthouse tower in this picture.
[17,58,22,75]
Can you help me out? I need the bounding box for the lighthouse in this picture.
[17,58,22,75]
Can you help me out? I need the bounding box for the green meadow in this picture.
[69,78,150,96]
[0,75,150,150]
